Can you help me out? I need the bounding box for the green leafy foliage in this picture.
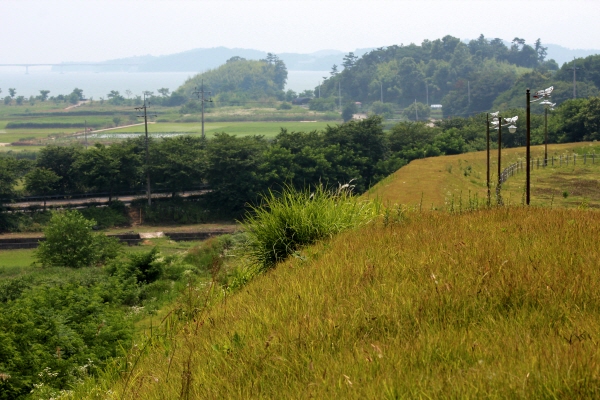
[35,210,121,268]
[403,101,431,121]
[342,102,358,122]
[0,236,235,398]
[178,55,287,103]
[79,202,130,229]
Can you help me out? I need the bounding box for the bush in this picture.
[277,102,292,110]
[309,97,337,111]
[107,247,163,284]
[242,184,378,272]
[370,101,395,119]
[138,198,209,224]
[342,102,358,122]
[35,210,121,268]
[79,202,129,229]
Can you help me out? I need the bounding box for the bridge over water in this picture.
[0,63,142,74]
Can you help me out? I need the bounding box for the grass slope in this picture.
[367,142,600,209]
[92,207,600,398]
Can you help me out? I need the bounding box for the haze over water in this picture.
[0,70,326,100]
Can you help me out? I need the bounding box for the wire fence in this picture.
[500,153,598,184]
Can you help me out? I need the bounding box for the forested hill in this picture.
[317,35,600,117]
[176,54,288,104]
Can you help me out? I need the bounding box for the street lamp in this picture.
[489,112,517,204]
[531,86,555,166]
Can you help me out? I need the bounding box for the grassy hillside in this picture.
[60,141,600,399]
[367,142,600,209]
[80,207,600,399]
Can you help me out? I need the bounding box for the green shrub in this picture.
[277,102,292,110]
[242,184,378,272]
[35,210,121,268]
[107,247,164,284]
[139,198,209,224]
[79,202,129,229]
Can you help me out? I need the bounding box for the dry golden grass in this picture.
[83,207,600,399]
[366,142,600,209]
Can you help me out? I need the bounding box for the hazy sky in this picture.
[3,0,600,63]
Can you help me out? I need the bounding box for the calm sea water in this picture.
[0,69,327,100]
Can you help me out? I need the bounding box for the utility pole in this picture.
[415,99,418,121]
[135,94,156,206]
[467,80,471,109]
[568,58,580,99]
[498,113,502,194]
[526,89,531,205]
[486,113,490,206]
[338,81,341,111]
[84,119,88,149]
[193,80,212,139]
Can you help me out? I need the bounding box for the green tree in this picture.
[342,52,358,69]
[204,133,268,215]
[330,64,339,76]
[36,210,121,268]
[0,157,31,205]
[37,145,83,194]
[24,168,61,210]
[3,96,11,105]
[150,136,205,196]
[285,89,297,102]
[157,88,170,97]
[342,102,358,122]
[107,90,125,105]
[74,144,124,201]
[8,88,15,98]
[71,88,84,100]
[39,90,50,101]
[309,96,336,111]
[298,89,314,98]
[15,96,24,106]
[370,101,394,119]
[403,102,431,121]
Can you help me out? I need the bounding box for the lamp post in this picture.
[489,112,518,204]
[531,86,555,166]
[486,113,490,206]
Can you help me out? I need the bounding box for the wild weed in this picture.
[241,184,378,272]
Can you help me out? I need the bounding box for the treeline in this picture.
[2,96,599,223]
[317,35,600,117]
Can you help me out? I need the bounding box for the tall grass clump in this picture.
[242,184,378,272]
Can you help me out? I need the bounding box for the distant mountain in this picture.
[545,44,600,66]
[54,47,373,73]
[54,42,598,74]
